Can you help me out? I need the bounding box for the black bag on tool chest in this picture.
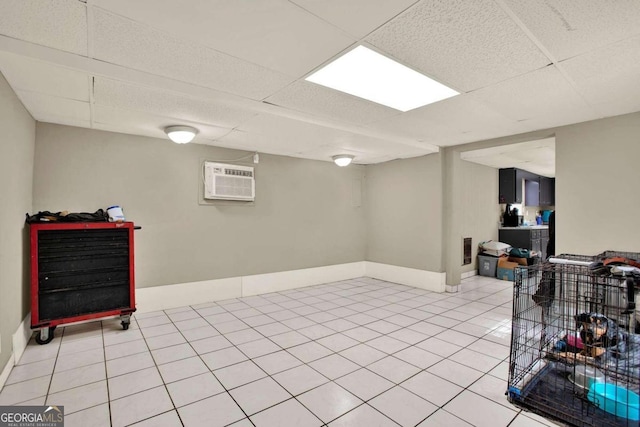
[26,209,109,223]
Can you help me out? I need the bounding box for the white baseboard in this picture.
[0,314,31,391]
[135,277,242,313]
[461,270,477,280]
[446,284,460,293]
[242,262,365,297]
[0,261,444,389]
[118,261,446,314]
[12,313,31,364]
[135,262,366,313]
[365,262,446,293]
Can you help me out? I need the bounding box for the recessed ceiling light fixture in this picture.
[165,125,198,144]
[332,154,354,167]
[306,46,458,112]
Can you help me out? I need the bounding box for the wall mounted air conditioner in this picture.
[203,162,255,201]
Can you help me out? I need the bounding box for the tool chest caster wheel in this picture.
[35,326,56,345]
[120,314,131,330]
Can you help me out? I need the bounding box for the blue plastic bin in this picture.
[587,383,639,421]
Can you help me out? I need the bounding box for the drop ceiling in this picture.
[461,137,556,178]
[1,0,640,165]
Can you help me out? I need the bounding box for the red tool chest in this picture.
[30,222,136,344]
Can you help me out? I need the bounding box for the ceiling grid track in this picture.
[493,0,602,117]
[287,0,423,81]
[2,1,639,164]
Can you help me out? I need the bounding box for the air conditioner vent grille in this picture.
[204,162,255,201]
[215,176,253,197]
[224,168,253,177]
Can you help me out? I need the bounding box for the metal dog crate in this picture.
[30,222,137,344]
[507,256,639,426]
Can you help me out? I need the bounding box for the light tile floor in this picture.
[0,276,561,427]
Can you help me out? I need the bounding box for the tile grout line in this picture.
[43,326,64,407]
[99,320,114,427]
[132,313,190,427]
[198,278,506,423]
[129,277,510,423]
[140,280,392,424]
[4,276,521,426]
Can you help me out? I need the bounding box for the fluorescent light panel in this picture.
[306,46,458,112]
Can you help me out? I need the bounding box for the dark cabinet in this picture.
[524,180,540,206]
[539,177,555,206]
[499,227,549,260]
[499,168,523,204]
[499,168,555,207]
[540,228,549,260]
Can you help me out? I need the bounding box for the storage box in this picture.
[497,258,519,281]
[508,256,529,266]
[478,254,499,277]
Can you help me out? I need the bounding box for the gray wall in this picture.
[0,72,35,370]
[448,110,640,262]
[364,154,444,272]
[364,151,496,279]
[441,148,501,284]
[460,161,500,274]
[33,124,366,288]
[556,112,640,255]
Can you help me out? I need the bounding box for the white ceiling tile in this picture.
[366,0,550,92]
[415,96,518,133]
[34,116,91,130]
[294,145,362,161]
[559,35,640,117]
[461,138,555,177]
[91,8,294,101]
[264,80,401,125]
[0,0,637,165]
[499,153,533,165]
[469,65,599,127]
[507,147,552,162]
[377,94,522,146]
[238,113,343,142]
[92,105,231,143]
[365,109,459,146]
[91,0,355,77]
[290,0,419,38]
[355,155,401,164]
[0,52,89,101]
[229,113,423,159]
[93,78,257,129]
[394,149,435,159]
[326,137,390,154]
[501,0,640,61]
[238,113,428,157]
[0,0,87,55]
[16,91,90,122]
[434,129,515,148]
[215,129,320,156]
[326,134,428,157]
[91,122,159,142]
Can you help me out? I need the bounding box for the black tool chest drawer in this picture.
[30,222,136,343]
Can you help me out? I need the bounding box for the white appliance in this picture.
[203,162,255,201]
